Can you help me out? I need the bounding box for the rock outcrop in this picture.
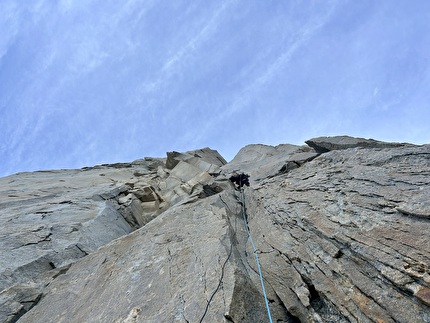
[0,137,429,322]
[305,136,409,153]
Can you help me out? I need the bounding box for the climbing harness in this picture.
[240,187,273,323]
[229,173,250,190]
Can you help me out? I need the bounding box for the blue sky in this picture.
[1,0,429,177]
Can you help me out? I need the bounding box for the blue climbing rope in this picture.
[240,188,273,323]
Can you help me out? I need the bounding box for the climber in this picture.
[229,173,250,190]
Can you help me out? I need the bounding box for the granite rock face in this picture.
[1,138,429,322]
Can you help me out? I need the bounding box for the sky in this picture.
[1,0,429,177]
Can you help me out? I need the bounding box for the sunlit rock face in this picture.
[1,137,429,323]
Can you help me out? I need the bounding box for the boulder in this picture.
[165,148,226,172]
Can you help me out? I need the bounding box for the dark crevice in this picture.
[305,143,330,154]
[199,184,223,198]
[302,278,350,323]
[272,291,301,323]
[334,249,344,259]
[100,162,133,169]
[22,233,52,247]
[59,200,73,204]
[75,244,89,256]
[9,293,42,323]
[51,264,72,279]
[267,154,321,180]
[307,283,322,310]
[396,208,430,220]
[279,161,300,174]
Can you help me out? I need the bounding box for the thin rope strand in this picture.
[241,188,273,323]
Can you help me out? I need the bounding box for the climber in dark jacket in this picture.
[229,173,250,189]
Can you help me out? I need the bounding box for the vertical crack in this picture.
[199,240,233,323]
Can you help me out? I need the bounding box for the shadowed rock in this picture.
[305,135,410,153]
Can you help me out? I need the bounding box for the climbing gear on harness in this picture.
[229,173,250,190]
[240,186,273,323]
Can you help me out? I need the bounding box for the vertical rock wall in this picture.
[1,137,429,322]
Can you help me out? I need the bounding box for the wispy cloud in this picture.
[223,3,339,120]
[135,0,235,98]
[162,1,234,73]
[0,1,20,62]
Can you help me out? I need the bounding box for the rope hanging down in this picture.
[240,187,273,323]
